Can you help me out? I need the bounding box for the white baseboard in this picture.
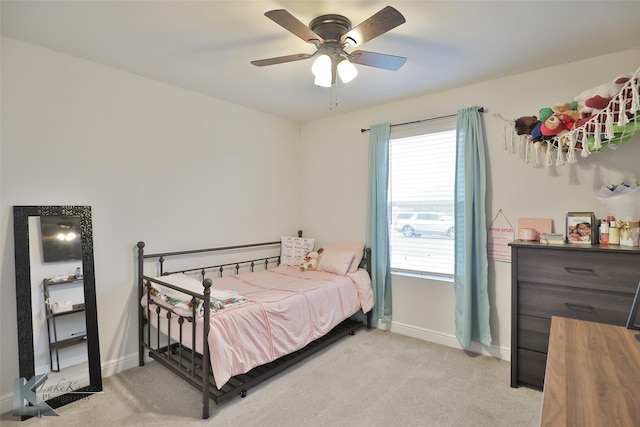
[100,351,141,378]
[35,355,89,375]
[0,390,15,417]
[1,351,141,416]
[383,320,511,361]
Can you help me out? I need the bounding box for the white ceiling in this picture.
[3,1,640,123]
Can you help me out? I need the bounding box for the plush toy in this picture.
[514,116,539,135]
[530,121,544,142]
[538,107,554,122]
[540,113,576,137]
[299,248,323,271]
[575,74,632,116]
[513,115,544,145]
[552,103,580,121]
[572,74,637,135]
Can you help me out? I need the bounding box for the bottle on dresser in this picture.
[608,216,620,245]
[600,220,609,245]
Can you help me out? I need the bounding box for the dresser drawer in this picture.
[517,315,551,353]
[517,248,639,293]
[516,348,546,389]
[519,282,633,325]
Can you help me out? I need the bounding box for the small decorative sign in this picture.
[488,226,515,262]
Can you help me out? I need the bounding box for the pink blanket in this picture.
[142,266,373,389]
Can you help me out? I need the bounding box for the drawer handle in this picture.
[564,302,595,311]
[563,266,595,275]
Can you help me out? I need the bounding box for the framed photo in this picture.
[566,212,595,244]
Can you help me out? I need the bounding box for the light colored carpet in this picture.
[2,329,542,426]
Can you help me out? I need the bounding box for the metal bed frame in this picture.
[136,235,372,419]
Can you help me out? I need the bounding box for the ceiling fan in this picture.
[250,6,407,87]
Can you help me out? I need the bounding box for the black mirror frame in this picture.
[13,205,102,412]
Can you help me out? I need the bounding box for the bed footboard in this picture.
[137,241,214,418]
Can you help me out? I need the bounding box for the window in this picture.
[388,121,456,278]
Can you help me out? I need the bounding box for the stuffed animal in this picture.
[575,74,632,116]
[514,116,539,135]
[572,74,637,136]
[530,121,544,142]
[514,115,544,145]
[540,113,576,136]
[299,248,323,271]
[538,107,554,122]
[552,103,580,121]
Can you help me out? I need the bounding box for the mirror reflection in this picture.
[13,206,102,414]
[29,216,89,388]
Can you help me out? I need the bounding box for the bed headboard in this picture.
[137,240,281,279]
[136,230,372,280]
[360,247,372,276]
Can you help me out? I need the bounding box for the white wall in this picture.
[300,48,640,357]
[0,37,302,406]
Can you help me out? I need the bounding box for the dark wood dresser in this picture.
[509,241,640,389]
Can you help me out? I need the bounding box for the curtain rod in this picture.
[360,107,484,133]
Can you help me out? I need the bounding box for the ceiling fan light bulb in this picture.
[314,73,332,87]
[337,60,358,83]
[311,54,331,77]
[312,54,332,87]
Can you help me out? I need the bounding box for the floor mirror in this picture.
[13,206,102,417]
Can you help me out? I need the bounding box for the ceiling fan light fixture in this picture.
[337,59,358,83]
[253,7,407,92]
[311,54,332,87]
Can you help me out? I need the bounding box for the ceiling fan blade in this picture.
[349,50,407,71]
[341,6,406,47]
[251,53,313,67]
[264,9,324,44]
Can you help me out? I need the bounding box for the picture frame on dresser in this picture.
[566,212,595,244]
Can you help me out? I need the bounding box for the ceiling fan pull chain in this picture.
[330,80,338,110]
[332,81,336,109]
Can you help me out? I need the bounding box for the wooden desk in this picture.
[541,316,640,426]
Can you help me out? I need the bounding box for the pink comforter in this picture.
[144,266,373,389]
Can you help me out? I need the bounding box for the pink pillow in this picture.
[320,242,365,273]
[317,250,355,275]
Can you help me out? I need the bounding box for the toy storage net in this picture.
[505,64,640,167]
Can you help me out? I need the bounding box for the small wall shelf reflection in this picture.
[44,276,86,372]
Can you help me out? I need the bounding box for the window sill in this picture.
[391,269,454,283]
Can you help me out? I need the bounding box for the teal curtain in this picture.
[454,107,492,348]
[366,123,392,324]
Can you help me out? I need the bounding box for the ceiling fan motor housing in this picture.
[309,14,352,43]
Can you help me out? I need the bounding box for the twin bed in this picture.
[136,232,374,419]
